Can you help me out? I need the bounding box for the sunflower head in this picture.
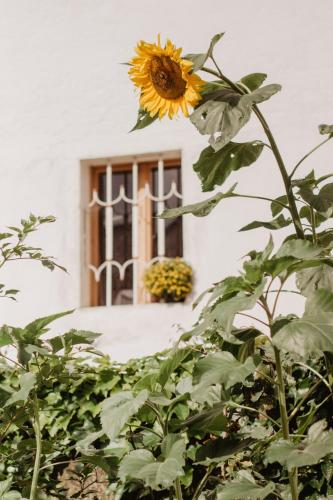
[129,36,205,119]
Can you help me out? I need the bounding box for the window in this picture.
[83,153,183,306]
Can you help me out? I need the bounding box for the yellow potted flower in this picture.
[144,258,193,303]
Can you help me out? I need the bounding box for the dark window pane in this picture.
[152,165,182,258]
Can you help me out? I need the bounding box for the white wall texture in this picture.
[0,0,332,361]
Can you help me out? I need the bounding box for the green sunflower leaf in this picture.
[193,141,264,192]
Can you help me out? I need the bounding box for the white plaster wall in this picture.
[0,0,332,361]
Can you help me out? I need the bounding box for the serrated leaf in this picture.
[273,288,333,355]
[101,390,148,440]
[130,107,158,131]
[239,73,267,91]
[266,420,333,469]
[193,141,264,192]
[160,185,236,219]
[25,310,74,338]
[193,352,255,389]
[4,372,36,407]
[275,239,323,260]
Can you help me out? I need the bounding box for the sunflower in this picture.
[129,36,205,119]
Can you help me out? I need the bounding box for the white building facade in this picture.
[0,0,332,361]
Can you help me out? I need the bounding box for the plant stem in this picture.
[192,465,214,500]
[289,136,332,179]
[175,477,183,500]
[274,347,298,499]
[202,64,304,239]
[30,394,42,500]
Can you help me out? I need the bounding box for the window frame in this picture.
[80,151,182,307]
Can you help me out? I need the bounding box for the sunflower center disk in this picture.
[149,56,187,99]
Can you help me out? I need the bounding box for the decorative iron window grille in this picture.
[85,154,183,306]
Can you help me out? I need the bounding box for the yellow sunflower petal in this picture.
[128,36,205,119]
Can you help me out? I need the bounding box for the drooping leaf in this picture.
[273,288,333,355]
[49,329,101,353]
[190,98,252,152]
[241,84,282,105]
[239,214,292,232]
[193,141,264,192]
[184,33,224,72]
[319,123,333,136]
[101,390,148,440]
[4,372,36,407]
[180,403,227,433]
[130,107,158,131]
[266,420,333,469]
[215,470,275,499]
[196,437,253,464]
[193,352,255,389]
[160,185,236,219]
[239,73,267,91]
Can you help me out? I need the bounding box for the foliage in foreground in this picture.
[1,32,333,500]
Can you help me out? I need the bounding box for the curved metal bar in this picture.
[89,259,135,282]
[87,182,183,208]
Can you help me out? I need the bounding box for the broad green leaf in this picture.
[193,141,264,192]
[296,264,333,297]
[193,352,255,389]
[239,73,267,91]
[4,372,36,407]
[161,433,185,466]
[299,183,333,216]
[241,84,282,105]
[273,289,333,355]
[130,107,158,131]
[191,84,280,151]
[266,420,333,469]
[0,326,13,347]
[319,124,333,135]
[160,185,236,219]
[216,470,275,499]
[25,310,74,338]
[195,437,253,464]
[239,214,292,231]
[49,329,101,353]
[158,348,191,387]
[101,390,148,440]
[191,98,252,152]
[119,445,184,490]
[184,33,224,72]
[270,195,288,217]
[180,403,227,433]
[275,239,323,260]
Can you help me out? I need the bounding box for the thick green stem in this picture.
[202,65,305,240]
[274,347,298,500]
[30,394,42,500]
[175,477,183,500]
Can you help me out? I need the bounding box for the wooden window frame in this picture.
[88,158,181,307]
